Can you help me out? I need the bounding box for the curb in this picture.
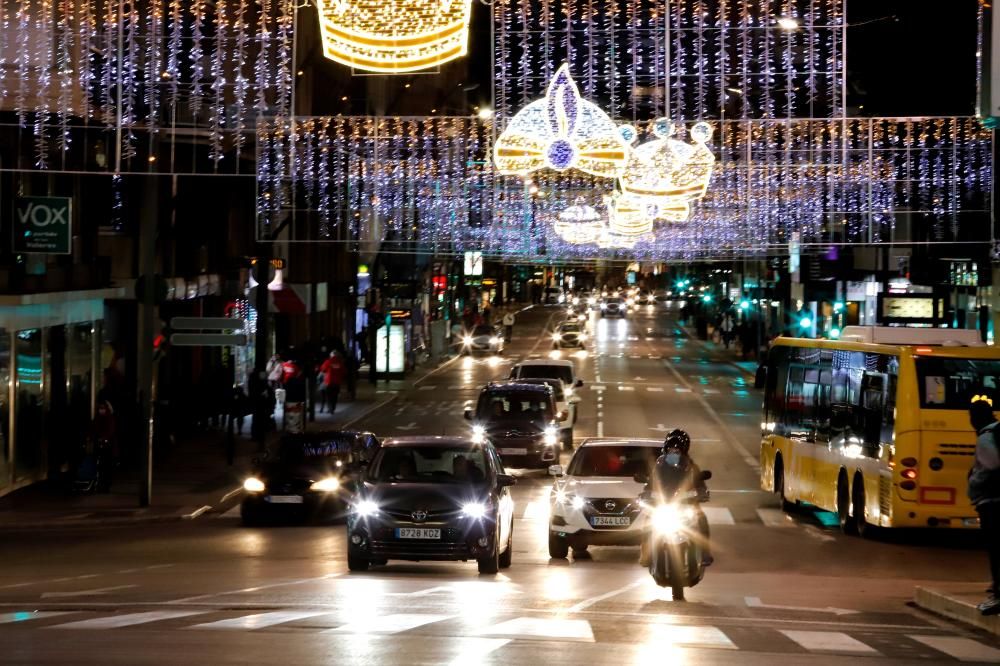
[0,511,189,533]
[679,324,757,378]
[914,586,1000,637]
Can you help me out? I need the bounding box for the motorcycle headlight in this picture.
[543,426,558,446]
[353,500,380,517]
[651,505,693,535]
[310,477,341,492]
[462,501,489,519]
[462,336,473,345]
[243,477,265,493]
[472,425,486,444]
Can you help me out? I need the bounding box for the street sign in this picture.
[170,317,245,330]
[170,333,248,347]
[14,196,72,254]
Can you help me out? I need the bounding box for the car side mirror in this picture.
[548,464,564,477]
[464,409,473,421]
[754,365,767,389]
[497,473,517,487]
[700,470,712,481]
[633,471,649,484]
[575,379,584,388]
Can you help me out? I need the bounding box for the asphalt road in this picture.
[2,305,999,665]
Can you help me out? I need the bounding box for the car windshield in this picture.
[560,324,581,333]
[472,326,494,336]
[369,446,488,484]
[915,357,1000,409]
[479,392,554,424]
[515,365,574,385]
[607,298,623,304]
[277,436,354,463]
[567,445,660,477]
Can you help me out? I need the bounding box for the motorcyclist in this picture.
[645,429,713,566]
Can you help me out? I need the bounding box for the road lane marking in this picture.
[194,610,329,630]
[567,579,646,613]
[218,505,241,519]
[522,500,546,520]
[167,573,341,604]
[780,630,879,654]
[41,585,137,599]
[328,613,453,635]
[52,610,209,630]
[418,385,436,391]
[675,387,691,393]
[909,635,1000,662]
[646,624,736,650]
[755,508,796,527]
[597,421,604,437]
[447,638,511,666]
[0,612,73,625]
[478,616,594,642]
[646,387,664,392]
[617,385,634,391]
[703,507,735,525]
[746,597,857,615]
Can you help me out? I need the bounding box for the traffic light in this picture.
[828,327,841,339]
[799,316,812,329]
[701,294,713,303]
[739,299,750,311]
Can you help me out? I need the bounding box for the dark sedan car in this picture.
[241,430,380,525]
[346,437,516,574]
[465,382,562,468]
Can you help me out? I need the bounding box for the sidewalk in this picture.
[0,343,465,532]
[679,323,760,377]
[914,584,1000,636]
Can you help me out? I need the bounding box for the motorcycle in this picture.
[637,461,712,601]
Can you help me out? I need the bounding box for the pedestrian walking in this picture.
[230,384,248,436]
[503,310,515,342]
[318,350,347,415]
[968,391,1000,616]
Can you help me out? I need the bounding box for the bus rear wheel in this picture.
[774,457,795,513]
[838,474,857,536]
[853,476,876,539]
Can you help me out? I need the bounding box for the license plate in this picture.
[500,448,528,456]
[591,516,630,527]
[266,495,303,504]
[395,528,441,539]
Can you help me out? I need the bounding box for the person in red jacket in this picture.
[318,350,347,414]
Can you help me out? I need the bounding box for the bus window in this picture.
[915,357,1000,409]
[764,347,789,433]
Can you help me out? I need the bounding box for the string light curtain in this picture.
[1,0,295,174]
[258,115,992,259]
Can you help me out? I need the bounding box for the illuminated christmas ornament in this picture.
[494,64,630,178]
[553,199,605,244]
[316,0,473,73]
[605,192,654,238]
[618,119,715,223]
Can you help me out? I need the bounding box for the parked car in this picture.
[346,437,516,574]
[465,381,563,468]
[241,430,380,525]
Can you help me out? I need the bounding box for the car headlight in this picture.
[472,425,486,444]
[462,336,473,345]
[489,337,500,345]
[578,333,588,341]
[353,500,380,517]
[243,477,265,493]
[651,504,693,535]
[553,490,586,511]
[310,477,341,492]
[462,502,489,519]
[543,426,558,446]
[552,333,562,341]
[600,303,607,309]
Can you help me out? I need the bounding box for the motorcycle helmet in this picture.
[663,429,691,455]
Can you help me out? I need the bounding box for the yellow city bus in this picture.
[758,326,1000,535]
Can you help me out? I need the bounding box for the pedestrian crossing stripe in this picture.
[702,507,735,526]
[19,609,1000,659]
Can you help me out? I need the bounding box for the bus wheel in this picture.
[838,474,857,536]
[853,476,875,539]
[775,457,795,513]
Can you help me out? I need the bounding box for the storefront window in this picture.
[14,329,44,480]
[0,330,10,489]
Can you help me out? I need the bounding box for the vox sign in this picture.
[14,196,72,254]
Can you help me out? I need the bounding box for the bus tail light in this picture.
[901,468,917,480]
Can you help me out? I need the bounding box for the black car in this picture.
[465,382,562,468]
[346,437,516,574]
[241,430,380,525]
